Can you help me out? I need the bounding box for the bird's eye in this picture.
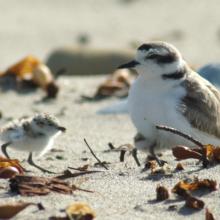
[146,54,158,59]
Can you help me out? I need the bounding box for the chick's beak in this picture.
[118,60,140,69]
[58,126,66,132]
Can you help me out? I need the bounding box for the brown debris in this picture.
[175,162,184,171]
[9,175,74,196]
[172,178,218,210]
[156,185,170,201]
[157,125,220,167]
[172,146,202,160]
[0,202,42,219]
[185,196,204,209]
[172,144,220,166]
[66,202,96,220]
[206,208,216,220]
[172,178,218,193]
[150,164,172,176]
[81,69,134,101]
[0,156,24,179]
[0,55,59,98]
[144,160,157,171]
[95,69,133,98]
[50,202,96,220]
[172,183,205,210]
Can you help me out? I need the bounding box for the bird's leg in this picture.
[149,142,167,167]
[1,142,11,159]
[27,152,57,174]
[131,148,141,166]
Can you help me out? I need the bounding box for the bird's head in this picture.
[31,113,66,136]
[118,42,186,80]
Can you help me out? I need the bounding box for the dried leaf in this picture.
[185,196,204,209]
[206,208,215,220]
[196,179,218,191]
[9,175,73,196]
[0,202,36,219]
[172,178,218,193]
[0,166,20,179]
[66,202,96,220]
[156,185,170,201]
[1,56,59,98]
[4,55,40,79]
[0,156,24,179]
[173,144,220,165]
[95,69,132,98]
[172,146,202,160]
[49,203,96,220]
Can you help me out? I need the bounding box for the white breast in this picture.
[128,76,197,149]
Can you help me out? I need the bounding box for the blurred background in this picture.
[0,0,220,72]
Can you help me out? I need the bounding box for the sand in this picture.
[0,1,220,219]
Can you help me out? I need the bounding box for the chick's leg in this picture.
[27,152,57,174]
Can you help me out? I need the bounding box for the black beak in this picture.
[118,60,140,69]
[58,126,66,132]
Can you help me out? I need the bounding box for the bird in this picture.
[0,113,66,173]
[118,41,220,165]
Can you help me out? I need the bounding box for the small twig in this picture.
[73,185,94,193]
[156,125,204,149]
[84,138,108,170]
[56,169,102,180]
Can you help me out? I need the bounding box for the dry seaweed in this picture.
[9,175,74,196]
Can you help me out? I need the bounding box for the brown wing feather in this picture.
[180,71,220,138]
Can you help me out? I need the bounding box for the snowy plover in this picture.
[118,42,220,165]
[0,113,66,173]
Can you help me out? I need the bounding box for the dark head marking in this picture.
[138,42,179,64]
[162,66,186,80]
[138,44,153,51]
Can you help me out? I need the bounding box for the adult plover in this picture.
[118,42,220,165]
[0,113,66,173]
